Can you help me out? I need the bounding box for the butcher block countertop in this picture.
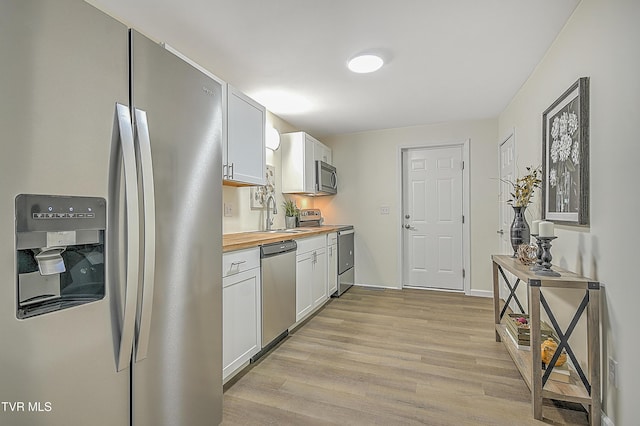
[223,225,344,252]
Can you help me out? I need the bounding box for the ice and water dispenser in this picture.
[15,194,106,319]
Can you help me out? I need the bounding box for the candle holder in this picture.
[535,236,561,277]
[529,234,543,271]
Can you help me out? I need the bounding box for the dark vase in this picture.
[510,206,530,257]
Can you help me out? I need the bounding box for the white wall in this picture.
[314,119,498,292]
[498,0,639,423]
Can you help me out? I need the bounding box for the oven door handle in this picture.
[338,229,354,236]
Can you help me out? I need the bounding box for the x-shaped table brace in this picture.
[539,290,591,393]
[497,265,526,320]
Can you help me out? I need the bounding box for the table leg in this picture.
[588,283,601,426]
[492,261,501,342]
[529,282,542,420]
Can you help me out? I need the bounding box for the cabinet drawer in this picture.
[296,235,326,254]
[223,247,260,277]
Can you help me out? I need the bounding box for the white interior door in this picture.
[402,146,463,291]
[499,134,515,256]
[498,133,526,313]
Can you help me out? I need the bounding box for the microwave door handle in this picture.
[315,160,321,191]
[114,103,140,372]
[133,108,156,362]
[331,170,338,189]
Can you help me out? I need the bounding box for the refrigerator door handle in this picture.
[133,108,156,362]
[115,103,141,372]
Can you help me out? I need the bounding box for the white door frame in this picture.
[498,129,525,310]
[397,140,470,294]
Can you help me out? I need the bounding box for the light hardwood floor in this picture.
[222,287,589,425]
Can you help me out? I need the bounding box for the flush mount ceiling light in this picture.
[347,54,384,74]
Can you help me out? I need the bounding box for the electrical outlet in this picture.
[608,357,619,388]
[224,203,233,217]
[380,206,390,215]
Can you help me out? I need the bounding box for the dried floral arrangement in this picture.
[504,166,542,207]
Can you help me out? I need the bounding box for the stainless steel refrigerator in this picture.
[0,1,223,425]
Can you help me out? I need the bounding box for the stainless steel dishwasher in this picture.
[252,239,297,361]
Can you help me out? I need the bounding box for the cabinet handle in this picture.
[222,163,227,179]
[229,162,234,180]
[227,260,247,276]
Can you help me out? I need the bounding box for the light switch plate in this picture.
[380,206,390,215]
[224,203,233,217]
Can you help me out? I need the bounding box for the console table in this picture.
[491,255,600,425]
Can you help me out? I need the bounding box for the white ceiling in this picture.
[89,0,580,138]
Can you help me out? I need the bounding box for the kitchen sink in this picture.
[250,229,305,234]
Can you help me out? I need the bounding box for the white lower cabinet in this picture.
[222,248,261,382]
[312,249,327,307]
[296,236,327,323]
[296,251,313,321]
[327,232,338,296]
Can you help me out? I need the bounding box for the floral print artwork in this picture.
[547,97,580,214]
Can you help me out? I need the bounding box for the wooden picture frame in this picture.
[542,77,589,226]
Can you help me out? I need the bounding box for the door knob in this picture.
[496,229,504,235]
[405,214,410,219]
[404,224,411,229]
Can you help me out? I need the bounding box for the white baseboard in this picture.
[355,283,400,290]
[468,289,493,298]
[601,411,614,426]
[356,283,494,299]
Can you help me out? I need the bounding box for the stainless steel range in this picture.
[336,226,355,296]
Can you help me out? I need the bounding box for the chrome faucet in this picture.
[265,195,277,230]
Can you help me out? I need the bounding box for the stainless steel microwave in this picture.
[315,160,337,195]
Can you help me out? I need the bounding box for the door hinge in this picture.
[461,161,465,170]
[462,215,465,224]
[462,268,466,279]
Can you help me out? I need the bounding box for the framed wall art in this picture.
[250,165,275,209]
[542,77,589,226]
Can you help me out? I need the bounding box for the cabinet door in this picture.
[328,244,338,296]
[222,268,260,381]
[296,253,313,322]
[313,139,332,165]
[312,249,328,307]
[226,85,265,185]
[302,135,316,193]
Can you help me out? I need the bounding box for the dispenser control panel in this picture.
[16,194,106,232]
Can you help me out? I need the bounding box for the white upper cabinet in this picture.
[314,140,332,165]
[224,85,266,186]
[281,131,332,194]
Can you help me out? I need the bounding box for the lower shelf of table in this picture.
[496,324,592,405]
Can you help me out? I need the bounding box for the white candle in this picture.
[538,221,555,237]
[530,220,541,235]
